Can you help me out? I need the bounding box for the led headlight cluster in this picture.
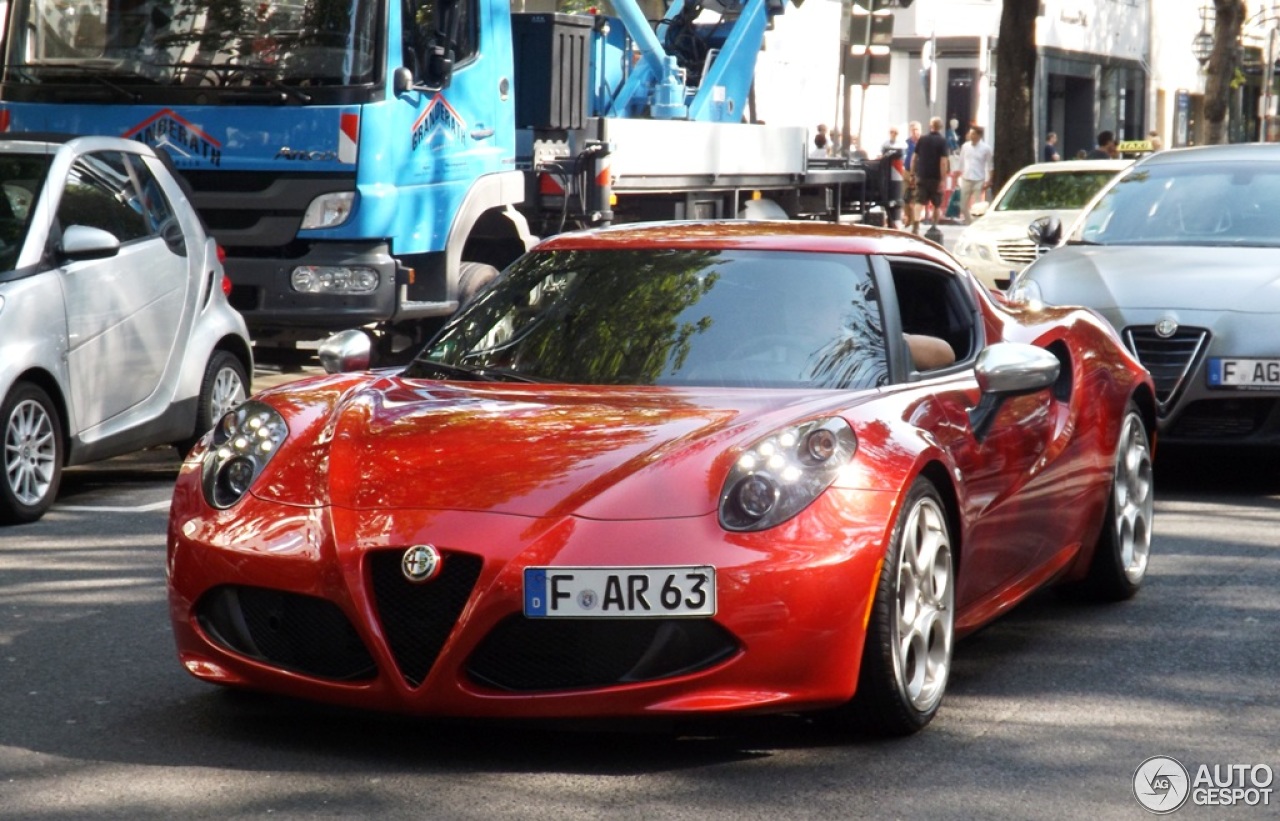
[719,417,857,532]
[200,400,288,509]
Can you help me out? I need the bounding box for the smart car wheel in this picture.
[1080,403,1153,601]
[844,476,954,736]
[1,382,63,525]
[178,351,248,455]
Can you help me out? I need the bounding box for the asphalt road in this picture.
[2,423,1278,820]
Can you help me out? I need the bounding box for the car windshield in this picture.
[408,248,890,390]
[0,154,53,271]
[1074,160,1280,247]
[994,169,1119,212]
[8,0,377,87]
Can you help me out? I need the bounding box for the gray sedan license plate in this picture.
[523,566,716,618]
[1208,358,1280,389]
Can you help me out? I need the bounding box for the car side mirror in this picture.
[968,342,1061,440]
[970,201,989,218]
[318,329,373,374]
[1028,215,1063,248]
[59,224,120,261]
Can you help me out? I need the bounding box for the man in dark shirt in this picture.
[1088,130,1118,159]
[910,116,950,234]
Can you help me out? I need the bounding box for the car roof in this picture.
[1133,142,1280,167]
[534,220,960,268]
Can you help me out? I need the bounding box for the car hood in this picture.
[1024,245,1280,313]
[963,208,1082,240]
[253,376,872,519]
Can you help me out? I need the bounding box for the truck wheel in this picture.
[458,262,500,308]
[176,351,248,456]
[1,382,63,525]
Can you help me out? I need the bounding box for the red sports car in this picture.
[167,221,1156,735]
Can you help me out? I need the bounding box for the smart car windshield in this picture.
[1073,161,1280,247]
[409,249,890,389]
[994,169,1119,212]
[8,0,377,88]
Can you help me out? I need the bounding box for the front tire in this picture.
[177,351,248,456]
[1080,404,1154,601]
[1,382,63,525]
[844,476,955,735]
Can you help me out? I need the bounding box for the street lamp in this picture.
[1193,3,1214,66]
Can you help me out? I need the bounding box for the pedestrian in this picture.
[909,116,950,235]
[958,125,994,224]
[945,118,961,154]
[847,136,868,160]
[810,130,828,159]
[829,129,843,157]
[1043,131,1061,162]
[880,126,907,228]
[1148,130,1163,152]
[1087,130,1118,159]
[904,120,922,230]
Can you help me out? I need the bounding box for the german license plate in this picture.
[523,566,716,618]
[1207,358,1280,389]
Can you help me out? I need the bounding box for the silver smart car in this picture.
[1,135,252,524]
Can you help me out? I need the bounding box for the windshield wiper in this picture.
[162,61,313,104]
[404,360,548,383]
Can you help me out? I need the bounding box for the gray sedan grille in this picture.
[1124,326,1210,409]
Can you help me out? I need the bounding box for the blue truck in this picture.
[0,0,870,361]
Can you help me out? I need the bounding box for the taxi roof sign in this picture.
[1117,140,1153,154]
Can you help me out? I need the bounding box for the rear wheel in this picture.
[176,351,248,456]
[1,382,63,525]
[1079,404,1153,601]
[843,476,954,735]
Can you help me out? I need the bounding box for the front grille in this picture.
[466,617,740,692]
[996,238,1039,266]
[1124,325,1210,406]
[196,586,377,681]
[369,550,484,688]
[1167,398,1277,440]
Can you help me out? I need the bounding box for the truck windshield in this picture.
[7,0,378,88]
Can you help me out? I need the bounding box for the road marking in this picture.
[57,500,172,513]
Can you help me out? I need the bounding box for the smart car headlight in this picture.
[200,400,289,509]
[719,417,857,532]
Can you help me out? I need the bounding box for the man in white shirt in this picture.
[958,125,994,224]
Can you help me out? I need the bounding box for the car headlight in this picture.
[200,400,289,509]
[719,417,857,531]
[301,191,355,229]
[953,238,971,256]
[1007,277,1045,308]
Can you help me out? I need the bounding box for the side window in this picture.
[890,262,976,368]
[58,152,149,244]
[404,0,479,82]
[127,154,187,256]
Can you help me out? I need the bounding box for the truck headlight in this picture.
[719,417,857,531]
[291,265,379,294]
[201,401,288,509]
[301,192,355,229]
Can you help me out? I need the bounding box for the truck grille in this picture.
[465,616,739,692]
[368,550,484,688]
[196,586,377,681]
[1124,325,1210,408]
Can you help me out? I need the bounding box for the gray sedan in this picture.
[1,135,252,524]
[1011,143,1280,447]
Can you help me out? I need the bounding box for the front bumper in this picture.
[166,470,894,718]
